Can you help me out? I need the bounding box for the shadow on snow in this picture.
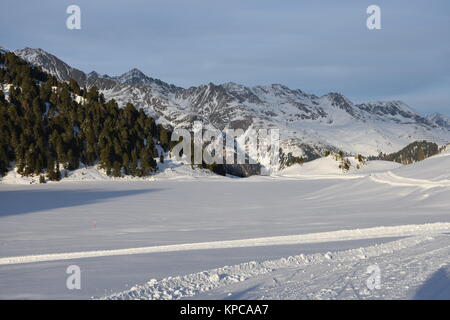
[0,188,161,217]
[414,266,450,300]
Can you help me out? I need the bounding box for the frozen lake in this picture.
[1,174,449,299]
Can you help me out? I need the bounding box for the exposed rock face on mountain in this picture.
[15,48,88,85]
[13,47,450,171]
[356,101,435,126]
[426,113,450,130]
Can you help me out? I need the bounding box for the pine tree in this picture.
[0,51,182,181]
[113,161,122,177]
[47,157,61,181]
[158,125,170,151]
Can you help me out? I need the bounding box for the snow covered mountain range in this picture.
[11,47,450,165]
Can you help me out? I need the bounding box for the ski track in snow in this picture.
[101,233,450,300]
[370,171,450,189]
[1,223,449,266]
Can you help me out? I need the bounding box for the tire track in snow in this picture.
[1,223,450,266]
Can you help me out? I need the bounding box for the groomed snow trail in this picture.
[1,223,449,266]
[370,171,450,189]
[101,233,450,300]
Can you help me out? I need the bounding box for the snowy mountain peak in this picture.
[323,92,354,105]
[113,68,181,92]
[14,47,87,85]
[270,83,290,91]
[427,113,450,130]
[428,112,450,122]
[88,71,100,78]
[126,67,146,76]
[354,100,430,127]
[117,68,151,84]
[15,47,57,65]
[322,92,358,117]
[357,100,417,116]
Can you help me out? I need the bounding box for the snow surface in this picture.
[279,156,402,178]
[0,159,217,185]
[104,233,450,300]
[0,153,449,299]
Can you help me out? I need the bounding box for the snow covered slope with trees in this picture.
[0,51,174,181]
[13,47,450,169]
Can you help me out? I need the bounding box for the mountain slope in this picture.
[13,47,450,169]
[427,113,450,130]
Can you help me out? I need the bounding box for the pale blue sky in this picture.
[1,0,449,114]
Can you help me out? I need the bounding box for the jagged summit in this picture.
[14,47,87,85]
[122,67,147,77]
[116,68,153,85]
[12,47,179,90]
[322,92,356,115]
[356,100,424,124]
[88,71,100,77]
[15,47,64,67]
[427,113,450,130]
[358,100,417,113]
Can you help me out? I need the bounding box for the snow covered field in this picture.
[0,152,449,299]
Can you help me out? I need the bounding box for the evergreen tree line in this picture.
[0,52,171,180]
[380,140,439,165]
[279,151,305,169]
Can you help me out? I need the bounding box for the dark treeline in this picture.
[380,140,439,165]
[0,51,172,180]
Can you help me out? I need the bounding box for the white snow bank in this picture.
[100,231,449,300]
[279,156,401,178]
[0,159,218,185]
[0,167,41,185]
[369,148,450,188]
[349,160,402,174]
[390,149,450,181]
